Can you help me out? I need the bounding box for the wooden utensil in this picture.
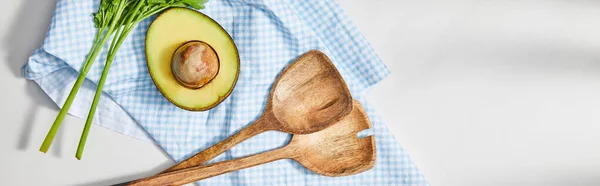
[128,100,376,186]
[164,50,353,172]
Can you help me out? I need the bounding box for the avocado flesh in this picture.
[146,8,239,111]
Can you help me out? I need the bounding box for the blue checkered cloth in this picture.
[23,0,428,185]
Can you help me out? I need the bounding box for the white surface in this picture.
[1,0,600,185]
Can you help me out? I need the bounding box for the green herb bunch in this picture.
[39,0,208,160]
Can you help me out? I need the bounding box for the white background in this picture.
[2,0,600,185]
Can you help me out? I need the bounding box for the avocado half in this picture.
[146,8,240,111]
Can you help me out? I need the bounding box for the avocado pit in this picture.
[171,41,220,89]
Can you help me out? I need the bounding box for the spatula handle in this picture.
[128,146,293,186]
[163,115,275,172]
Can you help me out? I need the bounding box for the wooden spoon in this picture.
[128,100,376,186]
[164,50,353,172]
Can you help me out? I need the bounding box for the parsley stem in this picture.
[39,27,112,153]
[40,0,126,154]
[76,15,141,160]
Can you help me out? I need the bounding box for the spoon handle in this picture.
[163,115,275,172]
[128,146,294,186]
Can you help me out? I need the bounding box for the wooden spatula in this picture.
[127,100,376,186]
[164,50,353,172]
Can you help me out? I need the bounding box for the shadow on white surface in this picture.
[78,160,175,186]
[3,0,56,78]
[342,1,600,185]
[8,0,62,156]
[17,77,63,158]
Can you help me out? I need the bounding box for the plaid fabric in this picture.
[22,0,428,185]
